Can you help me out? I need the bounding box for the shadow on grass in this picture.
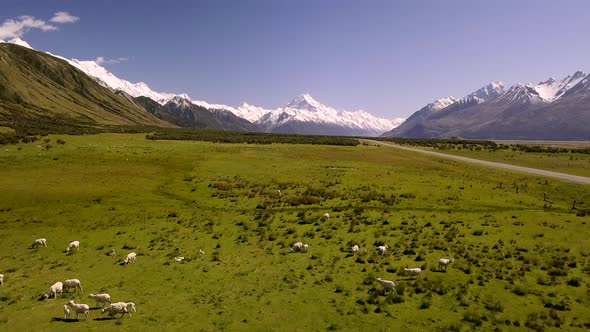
[51,317,79,323]
[94,317,116,321]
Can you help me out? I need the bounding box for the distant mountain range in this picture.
[2,38,588,140]
[384,72,590,140]
[0,38,401,136]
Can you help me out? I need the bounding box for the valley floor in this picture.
[367,140,590,183]
[0,134,589,331]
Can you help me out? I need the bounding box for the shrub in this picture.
[567,278,581,287]
[462,311,484,326]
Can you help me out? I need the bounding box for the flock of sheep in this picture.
[1,237,139,321]
[0,212,458,322]
[289,218,455,296]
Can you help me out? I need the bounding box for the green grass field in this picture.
[0,134,589,331]
[439,149,590,178]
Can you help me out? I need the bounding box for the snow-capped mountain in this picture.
[532,71,586,101]
[462,81,505,103]
[256,94,403,137]
[384,70,590,140]
[0,37,32,49]
[1,38,404,136]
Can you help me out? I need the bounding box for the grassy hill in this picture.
[0,43,173,133]
[0,133,589,331]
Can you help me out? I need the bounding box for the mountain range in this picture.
[384,72,590,140]
[0,38,400,136]
[0,40,171,132]
[1,37,588,140]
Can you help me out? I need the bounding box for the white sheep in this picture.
[278,189,282,197]
[0,274,3,286]
[101,302,128,318]
[290,242,304,252]
[124,252,137,264]
[376,277,397,295]
[323,213,330,220]
[404,267,423,278]
[88,293,112,307]
[66,241,80,254]
[32,238,47,248]
[352,245,360,256]
[44,281,63,299]
[438,258,454,271]
[67,300,90,320]
[174,256,184,262]
[198,249,205,255]
[124,302,136,316]
[63,279,83,293]
[63,304,70,319]
[108,248,117,256]
[377,245,389,255]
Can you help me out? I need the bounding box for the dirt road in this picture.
[366,140,590,185]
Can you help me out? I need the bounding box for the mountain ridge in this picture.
[383,71,590,140]
[0,39,402,136]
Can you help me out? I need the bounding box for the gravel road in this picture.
[367,140,590,185]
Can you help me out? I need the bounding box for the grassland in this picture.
[0,134,589,331]
[428,149,590,178]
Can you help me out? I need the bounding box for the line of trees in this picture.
[146,129,360,146]
[376,137,590,154]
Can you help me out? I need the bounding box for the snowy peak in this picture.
[286,94,326,112]
[169,95,194,108]
[257,94,404,136]
[493,84,544,105]
[425,97,458,112]
[464,81,505,103]
[532,71,586,102]
[1,37,33,49]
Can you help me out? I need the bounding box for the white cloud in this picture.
[0,12,79,40]
[50,11,80,24]
[95,56,129,65]
[0,15,57,39]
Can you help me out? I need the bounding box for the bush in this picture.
[463,311,484,326]
[567,278,581,287]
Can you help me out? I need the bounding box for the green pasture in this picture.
[0,134,588,331]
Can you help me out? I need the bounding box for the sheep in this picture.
[352,245,360,256]
[43,281,63,299]
[107,248,117,256]
[323,213,330,220]
[404,267,423,278]
[0,274,3,286]
[376,277,397,295]
[66,240,80,254]
[124,252,137,264]
[63,304,70,319]
[101,302,128,318]
[290,242,304,252]
[302,244,309,252]
[63,279,83,293]
[174,256,184,262]
[88,293,112,307]
[67,300,90,320]
[32,238,47,248]
[438,258,454,271]
[124,302,136,316]
[198,249,205,255]
[278,189,282,197]
[377,245,389,256]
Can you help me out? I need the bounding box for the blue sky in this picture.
[1,0,589,118]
